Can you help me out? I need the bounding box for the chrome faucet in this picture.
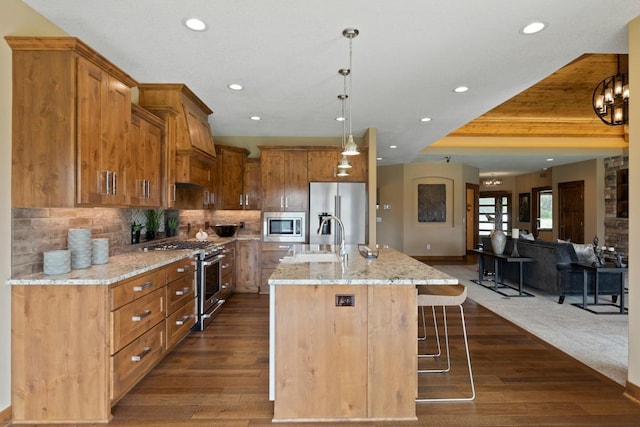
[317,215,347,262]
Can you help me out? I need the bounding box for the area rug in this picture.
[432,264,628,386]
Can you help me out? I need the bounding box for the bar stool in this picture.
[418,305,441,357]
[416,284,475,402]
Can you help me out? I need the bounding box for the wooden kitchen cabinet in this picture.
[10,257,197,424]
[243,158,262,210]
[129,104,163,207]
[138,84,217,209]
[220,243,236,299]
[260,242,295,294]
[260,147,308,212]
[236,239,261,293]
[217,145,249,209]
[7,37,138,208]
[307,146,368,182]
[165,258,197,350]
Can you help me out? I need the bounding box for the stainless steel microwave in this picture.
[263,212,307,242]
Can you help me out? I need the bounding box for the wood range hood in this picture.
[138,84,217,189]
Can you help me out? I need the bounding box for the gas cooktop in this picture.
[142,240,221,256]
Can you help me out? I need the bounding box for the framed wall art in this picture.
[519,192,530,222]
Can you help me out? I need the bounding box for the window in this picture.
[538,190,552,230]
[479,193,510,236]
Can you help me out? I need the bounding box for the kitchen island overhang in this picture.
[268,244,458,422]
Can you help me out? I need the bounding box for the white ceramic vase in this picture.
[490,229,507,255]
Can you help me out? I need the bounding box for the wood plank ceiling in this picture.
[449,54,627,139]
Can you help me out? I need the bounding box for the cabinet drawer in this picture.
[261,250,288,268]
[112,287,165,354]
[262,242,294,252]
[111,268,166,310]
[221,255,235,277]
[220,271,235,299]
[166,272,195,314]
[166,257,197,283]
[166,298,197,350]
[111,321,165,402]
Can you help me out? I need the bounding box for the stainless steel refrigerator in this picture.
[309,182,367,245]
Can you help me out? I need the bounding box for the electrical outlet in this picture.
[426,244,431,250]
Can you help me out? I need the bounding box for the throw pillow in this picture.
[521,233,534,241]
[571,243,598,264]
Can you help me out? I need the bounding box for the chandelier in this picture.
[482,176,503,187]
[592,55,629,126]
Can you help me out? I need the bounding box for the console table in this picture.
[472,249,535,297]
[571,262,627,314]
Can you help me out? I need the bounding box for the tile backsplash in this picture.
[11,208,262,277]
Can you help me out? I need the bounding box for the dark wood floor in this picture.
[13,293,640,426]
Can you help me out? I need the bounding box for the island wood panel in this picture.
[367,285,417,419]
[12,285,111,423]
[274,285,368,420]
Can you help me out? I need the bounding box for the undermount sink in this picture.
[281,252,341,263]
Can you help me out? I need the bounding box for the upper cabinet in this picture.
[260,147,308,212]
[243,158,261,210]
[307,147,368,182]
[217,145,248,210]
[129,105,163,207]
[7,36,138,208]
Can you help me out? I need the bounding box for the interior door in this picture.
[466,183,479,251]
[558,180,585,243]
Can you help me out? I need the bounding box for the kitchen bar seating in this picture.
[418,305,442,357]
[416,284,476,402]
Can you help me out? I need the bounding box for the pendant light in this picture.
[336,69,352,174]
[341,27,360,156]
[592,54,629,126]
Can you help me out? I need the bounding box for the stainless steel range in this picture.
[143,240,225,331]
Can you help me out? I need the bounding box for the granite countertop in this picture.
[8,233,263,286]
[7,249,198,286]
[268,244,458,286]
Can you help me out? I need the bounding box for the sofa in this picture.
[479,237,622,303]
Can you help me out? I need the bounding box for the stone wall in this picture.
[11,208,262,277]
[604,155,629,254]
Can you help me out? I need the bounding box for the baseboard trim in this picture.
[0,405,11,425]
[624,380,640,406]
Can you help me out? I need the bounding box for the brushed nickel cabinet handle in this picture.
[133,281,153,292]
[176,264,191,273]
[131,346,152,362]
[175,314,192,326]
[132,309,152,321]
[175,287,190,296]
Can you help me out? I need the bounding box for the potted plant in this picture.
[144,209,162,240]
[131,221,143,244]
[167,217,179,237]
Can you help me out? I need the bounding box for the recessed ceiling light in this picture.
[184,18,207,31]
[250,116,261,121]
[453,86,469,93]
[228,83,243,91]
[336,116,346,122]
[420,117,432,122]
[545,158,554,162]
[389,145,397,149]
[522,22,546,35]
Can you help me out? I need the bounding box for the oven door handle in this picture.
[202,254,225,267]
[202,299,225,318]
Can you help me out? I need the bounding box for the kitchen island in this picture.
[268,244,458,422]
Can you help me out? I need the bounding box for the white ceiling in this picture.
[22,0,640,172]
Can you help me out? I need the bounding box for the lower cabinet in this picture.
[236,239,261,293]
[261,242,294,294]
[10,256,196,424]
[220,242,236,299]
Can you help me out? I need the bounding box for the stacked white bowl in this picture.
[43,249,71,275]
[91,238,109,265]
[68,228,92,269]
